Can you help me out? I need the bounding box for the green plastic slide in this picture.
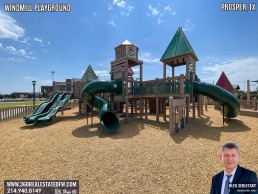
[193,82,240,118]
[24,93,72,124]
[81,80,122,132]
[24,93,60,124]
[34,93,72,124]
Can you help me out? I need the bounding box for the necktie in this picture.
[224,174,232,194]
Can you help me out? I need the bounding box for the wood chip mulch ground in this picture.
[0,105,257,193]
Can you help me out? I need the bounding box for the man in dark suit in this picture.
[210,142,257,194]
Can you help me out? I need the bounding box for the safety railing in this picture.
[0,105,38,122]
[128,74,188,96]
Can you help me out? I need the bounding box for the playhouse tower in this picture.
[160,27,199,120]
[110,40,143,115]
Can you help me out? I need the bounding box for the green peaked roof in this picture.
[160,27,198,61]
[82,64,98,82]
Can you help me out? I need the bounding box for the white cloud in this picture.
[6,57,23,62]
[109,0,134,16]
[19,49,26,56]
[201,57,258,85]
[98,63,110,68]
[95,70,110,77]
[108,20,116,27]
[133,74,140,78]
[34,37,43,43]
[0,42,2,48]
[92,12,97,16]
[47,41,51,45]
[157,19,162,24]
[24,76,36,81]
[157,15,163,24]
[0,11,25,40]
[127,5,134,12]
[108,3,113,11]
[164,5,171,12]
[117,0,126,8]
[148,5,159,16]
[18,37,30,45]
[4,45,36,59]
[147,4,175,25]
[132,67,140,72]
[25,55,37,60]
[183,19,194,31]
[139,53,160,63]
[6,46,17,53]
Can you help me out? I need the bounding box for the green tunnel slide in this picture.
[193,81,240,118]
[24,92,72,125]
[81,80,122,132]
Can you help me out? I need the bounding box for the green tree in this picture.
[3,94,10,98]
[10,93,16,98]
[42,93,49,98]
[27,93,33,98]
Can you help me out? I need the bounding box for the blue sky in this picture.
[0,0,258,94]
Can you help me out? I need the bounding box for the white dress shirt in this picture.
[221,166,237,194]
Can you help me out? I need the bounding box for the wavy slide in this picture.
[24,93,72,125]
[24,92,60,124]
[81,80,122,132]
[193,82,240,118]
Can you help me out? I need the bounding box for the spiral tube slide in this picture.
[193,82,240,118]
[81,80,122,132]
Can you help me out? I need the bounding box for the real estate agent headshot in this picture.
[210,142,258,194]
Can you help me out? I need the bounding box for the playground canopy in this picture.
[160,27,198,63]
[216,71,235,93]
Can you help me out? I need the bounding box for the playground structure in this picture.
[81,27,240,134]
[23,27,241,131]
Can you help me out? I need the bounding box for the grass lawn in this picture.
[0,101,44,108]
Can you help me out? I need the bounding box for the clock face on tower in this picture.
[127,47,136,58]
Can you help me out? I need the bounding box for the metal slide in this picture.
[81,80,122,132]
[193,82,240,118]
[24,93,72,124]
